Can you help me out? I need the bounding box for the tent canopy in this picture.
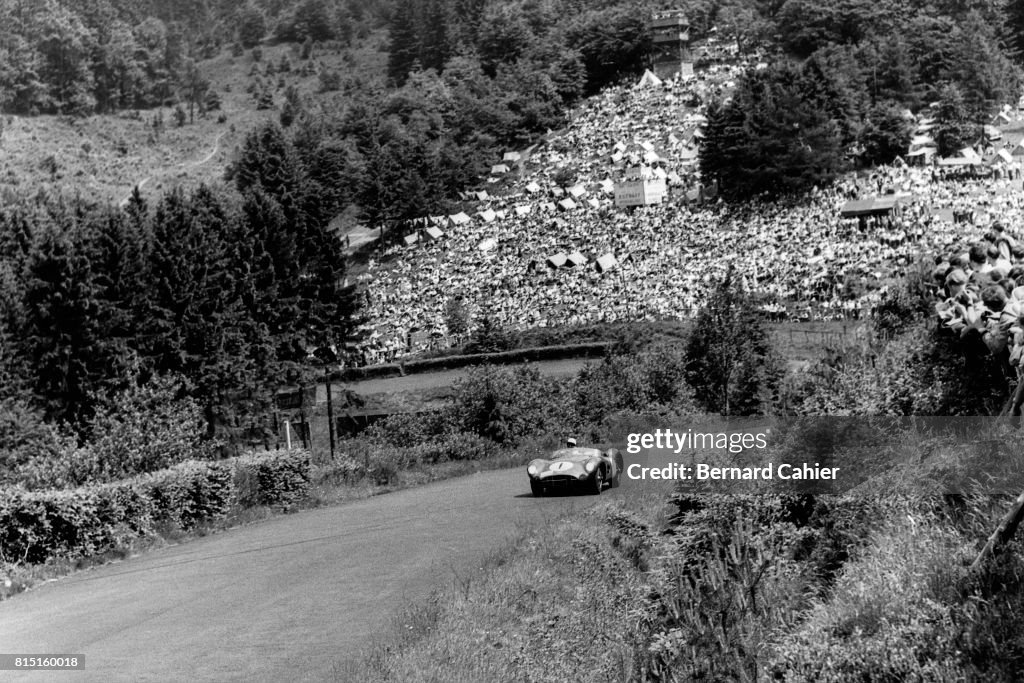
[839,196,905,218]
[425,226,444,240]
[567,251,587,267]
[546,253,568,268]
[595,253,617,273]
[637,69,663,88]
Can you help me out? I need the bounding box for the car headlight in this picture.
[584,460,598,473]
[527,464,538,476]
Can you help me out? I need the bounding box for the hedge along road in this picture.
[0,465,639,682]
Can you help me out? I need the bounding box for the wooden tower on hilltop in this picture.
[650,9,692,80]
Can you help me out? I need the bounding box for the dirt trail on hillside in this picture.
[119,130,227,207]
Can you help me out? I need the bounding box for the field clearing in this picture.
[0,33,389,205]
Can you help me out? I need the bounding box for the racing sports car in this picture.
[526,445,625,496]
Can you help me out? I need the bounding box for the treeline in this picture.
[699,0,1022,197]
[265,52,576,224]
[0,132,359,452]
[386,0,655,94]
[0,0,382,115]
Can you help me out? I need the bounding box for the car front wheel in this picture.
[591,468,604,495]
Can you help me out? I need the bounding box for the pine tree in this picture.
[934,83,976,157]
[684,270,783,416]
[387,0,421,85]
[22,221,107,426]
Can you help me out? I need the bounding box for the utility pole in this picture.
[325,365,336,460]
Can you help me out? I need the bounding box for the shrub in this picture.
[447,364,573,444]
[144,460,233,529]
[232,449,311,509]
[83,374,218,484]
[0,398,75,487]
[573,354,650,425]
[0,449,311,566]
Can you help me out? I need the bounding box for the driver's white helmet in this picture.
[566,437,578,447]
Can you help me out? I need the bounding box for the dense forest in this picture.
[694,0,1023,195]
[0,128,359,475]
[0,0,380,114]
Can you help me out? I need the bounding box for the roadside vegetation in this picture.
[342,436,1024,682]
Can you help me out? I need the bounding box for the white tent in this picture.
[567,184,586,198]
[514,204,533,216]
[503,151,521,162]
[595,253,617,273]
[637,69,663,88]
[996,148,1014,164]
[567,251,587,267]
[525,181,542,193]
[558,198,577,211]
[546,252,568,268]
[643,150,661,164]
[449,212,471,225]
[475,190,490,201]
[960,147,982,164]
[478,209,496,222]
[490,164,510,174]
[550,186,564,197]
[639,140,655,152]
[587,198,601,210]
[425,226,444,241]
[600,179,615,194]
[494,209,507,220]
[403,233,419,246]
[540,202,557,212]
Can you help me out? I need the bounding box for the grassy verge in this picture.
[335,473,1024,682]
[334,479,676,682]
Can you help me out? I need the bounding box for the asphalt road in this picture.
[0,467,635,682]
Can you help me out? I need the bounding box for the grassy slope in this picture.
[335,483,677,682]
[0,32,389,205]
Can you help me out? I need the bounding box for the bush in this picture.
[232,449,311,509]
[0,398,75,487]
[84,375,218,484]
[447,364,573,444]
[144,460,233,530]
[0,449,311,566]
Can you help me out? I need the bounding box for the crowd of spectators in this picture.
[351,70,1024,365]
[933,221,1024,372]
